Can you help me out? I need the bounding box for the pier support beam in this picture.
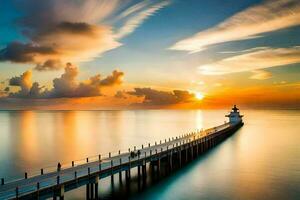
[179,148,182,167]
[169,151,173,171]
[196,141,199,156]
[53,185,64,200]
[86,177,99,200]
[119,171,122,184]
[158,158,161,172]
[125,169,131,182]
[185,148,188,163]
[142,163,147,179]
[191,144,194,160]
[138,165,141,179]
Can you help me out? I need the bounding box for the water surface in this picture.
[0,109,299,199]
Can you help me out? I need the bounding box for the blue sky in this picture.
[0,0,300,109]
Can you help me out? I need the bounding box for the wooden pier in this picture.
[0,107,244,200]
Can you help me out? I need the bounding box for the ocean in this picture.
[0,109,299,199]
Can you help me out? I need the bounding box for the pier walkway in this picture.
[0,121,242,199]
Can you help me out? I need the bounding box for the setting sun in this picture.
[195,92,204,100]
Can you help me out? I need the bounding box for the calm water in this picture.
[0,109,299,199]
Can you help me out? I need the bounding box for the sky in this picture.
[0,0,299,110]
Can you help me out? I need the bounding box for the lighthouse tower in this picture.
[226,105,243,124]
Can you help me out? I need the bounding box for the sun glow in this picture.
[195,92,204,100]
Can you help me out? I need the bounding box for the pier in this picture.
[0,106,243,199]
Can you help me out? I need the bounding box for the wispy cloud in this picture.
[115,0,170,39]
[250,70,272,80]
[0,0,170,71]
[170,0,300,53]
[198,46,300,75]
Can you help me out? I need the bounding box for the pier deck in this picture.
[0,122,242,199]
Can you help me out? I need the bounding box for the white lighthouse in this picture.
[226,105,243,124]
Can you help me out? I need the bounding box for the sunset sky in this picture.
[0,0,299,109]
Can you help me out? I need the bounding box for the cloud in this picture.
[7,63,124,98]
[9,70,33,96]
[198,46,300,75]
[35,59,63,71]
[250,70,272,80]
[0,0,170,70]
[100,70,124,86]
[128,88,196,105]
[115,0,170,39]
[0,42,57,63]
[114,90,128,99]
[218,47,270,54]
[170,0,300,53]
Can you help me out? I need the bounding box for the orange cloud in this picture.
[7,63,124,98]
[250,70,272,80]
[127,88,196,105]
[9,70,33,96]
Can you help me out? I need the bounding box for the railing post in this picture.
[25,172,28,179]
[74,171,77,180]
[109,152,111,158]
[129,156,131,170]
[99,161,102,171]
[142,144,144,149]
[86,157,89,163]
[160,140,162,144]
[119,150,121,154]
[155,141,157,145]
[134,146,136,151]
[148,143,150,147]
[98,154,101,161]
[72,161,74,167]
[128,148,130,152]
[41,168,44,175]
[111,160,114,176]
